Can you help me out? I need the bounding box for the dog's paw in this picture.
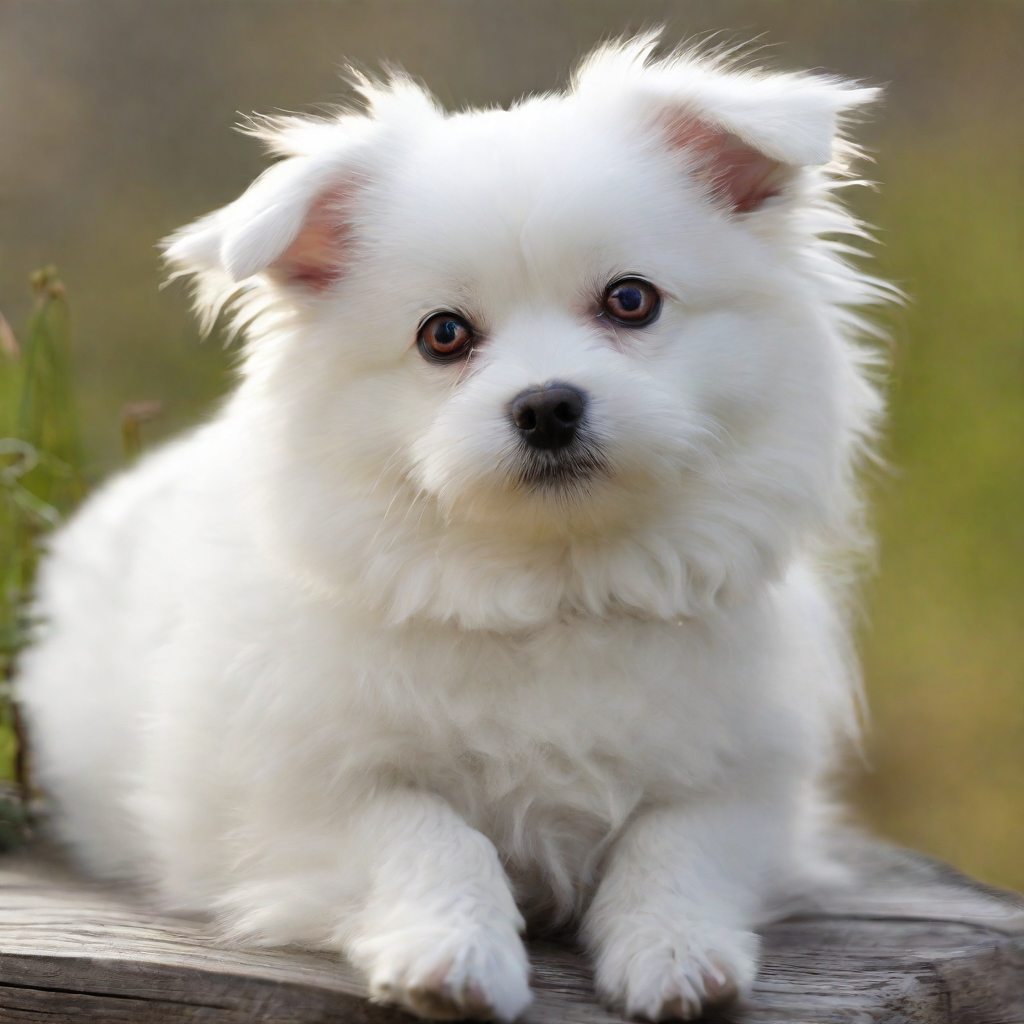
[594,922,759,1021]
[355,923,532,1021]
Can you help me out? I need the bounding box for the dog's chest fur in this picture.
[322,608,778,921]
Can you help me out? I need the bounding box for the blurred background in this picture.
[0,1,1021,889]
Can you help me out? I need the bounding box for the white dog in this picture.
[17,35,890,1022]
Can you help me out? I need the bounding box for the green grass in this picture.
[0,269,87,827]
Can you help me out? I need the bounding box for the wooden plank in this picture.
[0,842,1021,1023]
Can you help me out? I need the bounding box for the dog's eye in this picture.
[418,313,475,362]
[602,278,661,327]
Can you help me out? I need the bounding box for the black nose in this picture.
[510,385,587,450]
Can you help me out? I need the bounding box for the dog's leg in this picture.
[216,788,531,1021]
[342,789,532,1022]
[583,785,794,1021]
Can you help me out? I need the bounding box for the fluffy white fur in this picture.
[17,35,892,1022]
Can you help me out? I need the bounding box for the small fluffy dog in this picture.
[18,35,890,1022]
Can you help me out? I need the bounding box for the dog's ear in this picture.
[163,73,440,329]
[575,36,879,214]
[163,152,364,292]
[650,77,880,215]
[658,116,795,215]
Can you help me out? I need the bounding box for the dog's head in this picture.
[165,35,888,629]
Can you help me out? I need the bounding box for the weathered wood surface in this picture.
[0,842,1021,1023]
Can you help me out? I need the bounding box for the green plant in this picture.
[0,268,87,846]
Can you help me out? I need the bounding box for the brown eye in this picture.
[418,312,474,362]
[602,277,661,327]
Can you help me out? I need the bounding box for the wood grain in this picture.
[0,841,1021,1023]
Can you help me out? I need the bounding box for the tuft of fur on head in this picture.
[163,30,896,634]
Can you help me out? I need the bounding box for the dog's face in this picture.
[167,41,884,627]
[332,105,788,537]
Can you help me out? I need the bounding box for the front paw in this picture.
[594,922,759,1021]
[352,922,532,1022]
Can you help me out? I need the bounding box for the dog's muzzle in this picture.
[508,384,606,487]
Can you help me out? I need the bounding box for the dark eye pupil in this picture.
[435,320,459,345]
[616,287,642,312]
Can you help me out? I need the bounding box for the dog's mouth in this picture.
[512,437,609,490]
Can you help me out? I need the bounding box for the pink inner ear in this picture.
[665,117,791,214]
[272,188,355,291]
